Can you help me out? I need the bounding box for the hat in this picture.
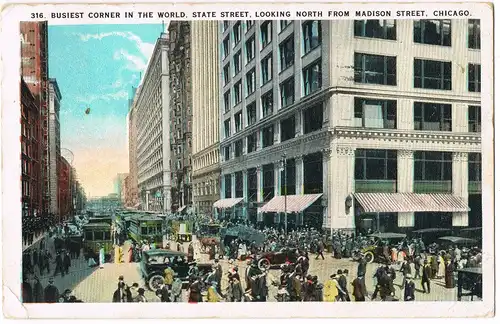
[330,273,337,279]
[343,269,349,274]
[118,275,124,281]
[214,259,219,263]
[49,277,54,283]
[138,288,145,294]
[337,269,343,275]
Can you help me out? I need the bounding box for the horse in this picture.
[199,237,219,253]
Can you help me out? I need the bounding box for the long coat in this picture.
[323,279,338,302]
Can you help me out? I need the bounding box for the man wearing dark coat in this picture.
[112,282,131,302]
[32,276,44,303]
[352,275,368,301]
[445,259,455,288]
[188,277,203,303]
[187,243,194,263]
[400,258,412,287]
[43,278,60,303]
[421,259,432,294]
[22,277,33,303]
[337,269,349,301]
[160,284,171,302]
[63,251,71,275]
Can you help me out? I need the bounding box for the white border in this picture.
[0,0,495,319]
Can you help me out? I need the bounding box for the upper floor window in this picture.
[414,102,452,131]
[247,133,257,153]
[354,53,396,86]
[223,21,230,31]
[280,77,295,107]
[414,20,451,46]
[414,151,452,181]
[234,140,243,158]
[223,63,230,85]
[261,55,273,84]
[223,91,231,112]
[245,36,255,63]
[468,19,481,49]
[302,21,322,54]
[262,125,274,148]
[262,91,273,118]
[246,20,254,32]
[233,22,241,46]
[260,21,272,49]
[355,149,397,180]
[234,81,242,105]
[246,69,256,95]
[280,20,293,31]
[223,146,231,162]
[354,20,396,40]
[303,60,322,96]
[247,102,257,126]
[303,104,323,134]
[279,35,295,71]
[414,59,451,90]
[354,98,396,129]
[468,63,481,92]
[468,105,481,133]
[469,153,482,181]
[280,115,296,142]
[224,118,231,138]
[223,36,230,58]
[234,111,243,133]
[233,51,242,75]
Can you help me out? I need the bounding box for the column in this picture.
[231,173,236,199]
[452,152,469,227]
[221,174,226,199]
[274,162,281,196]
[242,169,248,221]
[295,110,303,137]
[295,156,304,194]
[274,121,281,144]
[397,150,415,227]
[145,190,150,211]
[256,166,263,222]
[329,146,356,231]
[322,149,331,229]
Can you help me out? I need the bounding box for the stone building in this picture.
[48,79,62,218]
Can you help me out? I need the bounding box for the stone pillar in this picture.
[274,162,281,196]
[221,175,226,199]
[295,110,303,137]
[397,150,415,227]
[231,173,236,199]
[452,152,469,227]
[145,190,150,211]
[242,169,248,221]
[329,146,356,230]
[322,149,331,228]
[452,103,469,133]
[274,121,281,144]
[295,156,304,195]
[256,166,263,202]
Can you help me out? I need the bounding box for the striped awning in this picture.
[177,206,186,213]
[259,194,323,213]
[213,198,244,209]
[353,193,470,213]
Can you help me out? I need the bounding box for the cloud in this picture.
[76,90,128,104]
[113,49,147,71]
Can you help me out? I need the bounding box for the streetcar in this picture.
[82,222,113,260]
[128,215,164,248]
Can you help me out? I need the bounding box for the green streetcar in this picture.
[128,216,164,248]
[82,222,113,259]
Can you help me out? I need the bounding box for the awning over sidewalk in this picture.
[213,198,244,209]
[353,193,470,213]
[177,206,187,213]
[133,203,141,208]
[259,194,323,213]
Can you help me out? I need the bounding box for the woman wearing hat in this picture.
[323,273,339,302]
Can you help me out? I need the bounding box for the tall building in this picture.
[191,21,221,216]
[168,22,193,212]
[48,79,62,218]
[58,156,72,219]
[127,87,139,208]
[135,33,172,213]
[20,21,50,216]
[218,19,481,232]
[113,173,128,203]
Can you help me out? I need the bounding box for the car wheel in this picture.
[258,258,271,271]
[148,274,164,291]
[364,251,375,264]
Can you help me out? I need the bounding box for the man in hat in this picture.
[399,257,412,287]
[32,275,44,303]
[134,287,148,302]
[63,251,71,276]
[214,259,223,295]
[171,274,183,302]
[187,242,194,263]
[351,273,368,302]
[43,278,60,303]
[337,269,349,301]
[421,259,432,294]
[54,251,64,277]
[402,274,416,301]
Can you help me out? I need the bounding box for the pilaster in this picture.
[329,146,356,230]
[322,148,331,227]
[256,166,263,203]
[397,150,415,227]
[274,162,281,196]
[231,173,236,199]
[295,155,304,195]
[452,152,469,226]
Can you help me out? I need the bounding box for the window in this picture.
[246,69,256,95]
[280,20,292,31]
[468,19,480,49]
[223,36,230,58]
[245,36,255,63]
[279,35,295,71]
[354,20,396,40]
[223,91,231,112]
[223,21,230,31]
[246,20,254,31]
[234,81,242,104]
[247,102,257,126]
[303,60,322,96]
[234,111,243,133]
[260,21,272,48]
[233,22,241,46]
[224,174,232,198]
[414,59,452,90]
[261,55,273,84]
[233,51,241,74]
[224,118,231,138]
[468,64,481,92]
[223,146,231,161]
[468,105,481,133]
[280,115,296,142]
[223,63,230,85]
[280,77,295,107]
[414,102,452,131]
[262,91,273,118]
[355,149,397,180]
[468,153,481,181]
[235,171,244,198]
[262,125,274,148]
[354,53,396,86]
[234,140,243,158]
[302,21,322,53]
[354,98,396,129]
[414,20,451,46]
[247,133,257,153]
[414,151,452,181]
[303,104,323,134]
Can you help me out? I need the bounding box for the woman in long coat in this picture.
[99,244,105,268]
[323,275,339,302]
[127,244,134,263]
[437,253,446,279]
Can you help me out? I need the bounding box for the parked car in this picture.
[256,248,300,270]
[361,232,407,263]
[139,249,212,290]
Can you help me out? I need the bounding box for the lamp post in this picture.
[282,153,288,234]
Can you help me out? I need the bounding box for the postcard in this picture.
[0,0,495,319]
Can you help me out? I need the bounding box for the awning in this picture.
[353,193,470,213]
[213,198,244,209]
[178,206,186,213]
[259,194,322,213]
[133,203,141,208]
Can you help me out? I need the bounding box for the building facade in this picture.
[218,19,481,232]
[192,21,221,216]
[127,88,139,209]
[48,79,62,218]
[113,173,128,203]
[135,33,172,213]
[168,22,193,212]
[58,156,72,219]
[20,21,50,215]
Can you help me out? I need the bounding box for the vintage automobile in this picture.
[139,249,212,290]
[457,267,482,301]
[255,247,300,270]
[359,232,407,264]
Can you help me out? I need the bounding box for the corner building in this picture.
[218,19,481,233]
[135,33,172,213]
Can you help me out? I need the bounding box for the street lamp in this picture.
[282,153,288,234]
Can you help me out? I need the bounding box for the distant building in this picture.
[48,79,62,218]
[58,156,71,220]
[113,173,128,202]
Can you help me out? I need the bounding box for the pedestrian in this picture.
[22,276,33,303]
[188,277,202,303]
[214,259,223,295]
[421,259,432,294]
[160,284,171,302]
[32,276,44,303]
[63,251,71,275]
[414,255,421,279]
[315,240,325,260]
[323,273,339,302]
[133,288,147,302]
[207,281,221,302]
[43,278,60,303]
[187,242,194,263]
[54,252,64,278]
[399,258,412,287]
[99,244,105,268]
[402,274,416,301]
[171,276,183,302]
[163,259,174,289]
[338,269,350,301]
[352,274,368,302]
[445,258,455,288]
[437,252,446,279]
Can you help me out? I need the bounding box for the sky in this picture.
[48,24,163,197]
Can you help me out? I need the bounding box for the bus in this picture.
[82,222,113,260]
[128,216,164,247]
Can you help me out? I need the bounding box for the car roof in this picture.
[83,223,111,228]
[143,249,187,257]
